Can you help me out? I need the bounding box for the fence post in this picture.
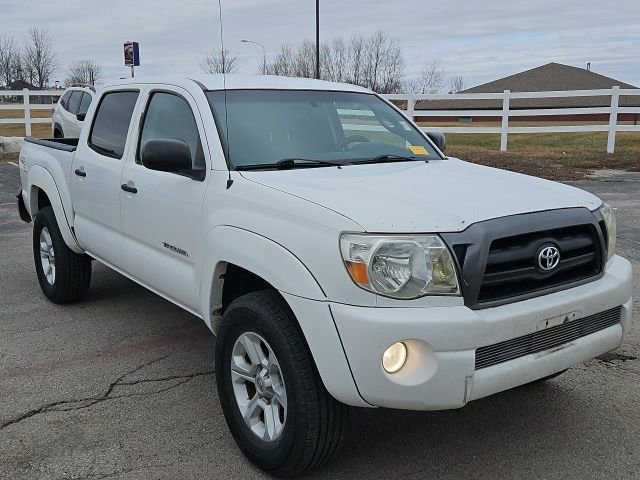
[500,89,510,152]
[607,86,620,154]
[23,88,31,137]
[406,93,415,121]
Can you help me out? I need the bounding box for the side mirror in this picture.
[76,112,86,121]
[141,138,197,177]
[426,131,446,153]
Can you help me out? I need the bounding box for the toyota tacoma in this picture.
[17,75,633,477]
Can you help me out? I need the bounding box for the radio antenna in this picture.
[218,0,233,189]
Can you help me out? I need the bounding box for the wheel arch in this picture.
[27,166,83,253]
[199,226,369,407]
[200,225,326,332]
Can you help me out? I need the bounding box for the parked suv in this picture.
[52,85,95,138]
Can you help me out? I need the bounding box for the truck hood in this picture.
[239,158,602,232]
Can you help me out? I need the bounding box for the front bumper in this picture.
[330,255,633,410]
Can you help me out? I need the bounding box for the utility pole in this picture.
[315,0,320,79]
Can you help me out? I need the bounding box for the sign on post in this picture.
[124,41,140,78]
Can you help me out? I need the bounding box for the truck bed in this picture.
[19,136,79,230]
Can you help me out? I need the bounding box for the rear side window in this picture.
[89,91,139,159]
[67,91,82,114]
[78,93,92,117]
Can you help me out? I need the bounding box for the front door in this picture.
[119,88,211,312]
[70,89,140,267]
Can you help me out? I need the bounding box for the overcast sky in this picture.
[4,0,639,88]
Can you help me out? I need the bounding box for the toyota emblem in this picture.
[537,245,561,272]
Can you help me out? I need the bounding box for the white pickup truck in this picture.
[17,75,633,476]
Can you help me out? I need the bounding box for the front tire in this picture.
[216,290,348,477]
[33,206,91,303]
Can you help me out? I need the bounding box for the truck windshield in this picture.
[206,89,441,170]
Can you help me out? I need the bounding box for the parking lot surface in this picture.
[1,161,639,479]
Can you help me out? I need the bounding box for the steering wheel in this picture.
[338,135,370,150]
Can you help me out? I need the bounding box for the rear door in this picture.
[119,87,211,311]
[71,89,140,267]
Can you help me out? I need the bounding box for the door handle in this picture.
[74,168,86,177]
[121,183,138,194]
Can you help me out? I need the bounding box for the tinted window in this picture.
[67,91,82,114]
[138,92,204,169]
[89,91,139,159]
[60,91,72,110]
[78,93,92,116]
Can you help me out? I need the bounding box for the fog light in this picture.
[382,342,407,373]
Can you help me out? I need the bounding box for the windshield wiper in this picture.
[371,154,426,163]
[236,158,345,171]
[276,158,345,169]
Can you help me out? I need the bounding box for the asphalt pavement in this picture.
[1,161,639,480]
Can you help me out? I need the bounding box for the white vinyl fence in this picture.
[0,88,59,136]
[384,87,640,153]
[1,87,639,153]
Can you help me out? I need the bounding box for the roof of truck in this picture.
[107,74,372,93]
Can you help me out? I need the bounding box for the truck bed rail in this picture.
[24,137,79,152]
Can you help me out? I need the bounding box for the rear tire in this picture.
[33,206,91,303]
[53,127,63,138]
[216,290,348,477]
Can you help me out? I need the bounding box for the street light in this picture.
[241,39,266,74]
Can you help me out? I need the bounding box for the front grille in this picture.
[475,306,622,370]
[477,224,602,304]
[441,208,607,309]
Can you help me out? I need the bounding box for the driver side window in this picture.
[138,92,205,170]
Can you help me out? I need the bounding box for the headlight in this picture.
[599,203,616,262]
[340,233,460,299]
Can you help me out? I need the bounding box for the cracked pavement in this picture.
[1,162,639,479]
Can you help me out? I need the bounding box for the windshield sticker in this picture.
[408,145,428,156]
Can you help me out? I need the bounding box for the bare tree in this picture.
[265,31,404,93]
[449,75,466,93]
[266,44,295,76]
[12,55,24,82]
[200,49,239,74]
[267,41,316,78]
[265,41,316,78]
[347,35,366,87]
[363,31,403,94]
[405,59,445,94]
[66,59,103,86]
[0,35,20,87]
[321,37,348,83]
[23,27,57,88]
[294,40,316,78]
